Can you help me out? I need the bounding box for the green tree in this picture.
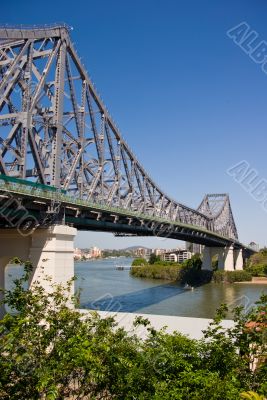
[0,263,266,399]
[260,247,267,256]
[149,253,161,264]
[183,255,202,270]
[131,257,147,266]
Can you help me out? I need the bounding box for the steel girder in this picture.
[197,194,238,240]
[0,25,238,241]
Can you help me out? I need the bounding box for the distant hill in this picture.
[123,246,150,251]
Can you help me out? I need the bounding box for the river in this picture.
[75,257,266,319]
[5,257,266,318]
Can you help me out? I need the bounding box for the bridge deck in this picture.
[0,176,253,252]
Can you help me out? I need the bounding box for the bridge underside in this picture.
[0,182,251,251]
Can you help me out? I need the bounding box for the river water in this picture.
[5,257,266,318]
[75,257,267,319]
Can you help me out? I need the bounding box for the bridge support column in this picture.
[0,225,77,317]
[202,245,236,271]
[215,246,235,271]
[234,248,243,270]
[0,231,32,318]
[223,245,235,271]
[29,225,77,301]
[0,257,13,318]
[202,247,213,270]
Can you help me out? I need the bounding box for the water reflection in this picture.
[84,283,185,312]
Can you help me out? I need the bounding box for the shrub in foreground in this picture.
[0,265,266,399]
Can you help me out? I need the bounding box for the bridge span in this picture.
[0,25,255,310]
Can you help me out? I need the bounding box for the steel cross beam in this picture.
[0,25,239,242]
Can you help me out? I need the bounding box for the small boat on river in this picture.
[184,283,194,291]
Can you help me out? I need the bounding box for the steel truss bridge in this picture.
[0,25,253,252]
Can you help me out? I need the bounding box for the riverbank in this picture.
[236,276,267,284]
[130,264,182,280]
[130,264,252,284]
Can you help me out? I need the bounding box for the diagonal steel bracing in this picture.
[0,24,238,241]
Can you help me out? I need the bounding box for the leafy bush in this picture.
[0,265,266,399]
[131,264,182,280]
[246,264,267,277]
[149,253,161,264]
[227,270,252,283]
[247,251,267,267]
[180,268,213,286]
[183,255,202,270]
[131,257,147,266]
[131,263,212,285]
[212,270,225,283]
[213,270,252,283]
[154,260,181,266]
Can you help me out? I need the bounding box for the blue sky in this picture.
[2,0,267,249]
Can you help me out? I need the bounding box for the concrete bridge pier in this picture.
[202,245,243,271]
[29,225,77,297]
[0,225,77,318]
[202,246,213,271]
[222,245,235,271]
[234,248,243,270]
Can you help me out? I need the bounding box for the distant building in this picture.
[74,248,82,260]
[163,249,192,263]
[249,242,259,252]
[135,247,152,258]
[135,247,146,257]
[89,246,102,258]
[186,242,203,254]
[164,253,178,262]
[153,248,165,256]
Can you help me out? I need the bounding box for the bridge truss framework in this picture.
[0,25,244,248]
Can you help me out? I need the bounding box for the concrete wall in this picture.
[80,309,234,340]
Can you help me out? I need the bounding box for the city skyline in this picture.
[2,1,267,248]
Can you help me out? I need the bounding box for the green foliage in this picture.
[102,249,132,258]
[154,260,181,266]
[10,257,23,265]
[212,255,219,270]
[149,253,161,264]
[180,268,213,286]
[245,250,267,278]
[246,264,267,277]
[182,255,202,270]
[131,264,182,280]
[212,270,226,282]
[0,266,266,399]
[259,247,267,256]
[179,254,210,286]
[131,257,211,285]
[131,257,147,266]
[213,270,252,283]
[227,271,252,283]
[247,251,267,269]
